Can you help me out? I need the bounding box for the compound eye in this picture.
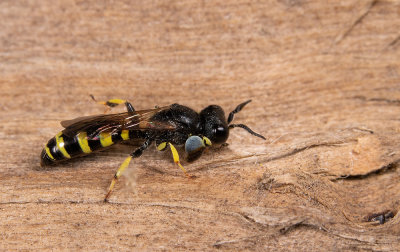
[213,125,228,144]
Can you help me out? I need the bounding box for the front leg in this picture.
[157,141,193,178]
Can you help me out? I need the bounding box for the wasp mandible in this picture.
[40,97,265,201]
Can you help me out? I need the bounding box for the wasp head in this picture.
[200,100,265,145]
[199,105,229,144]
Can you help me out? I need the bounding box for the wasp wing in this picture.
[61,112,129,138]
[60,106,175,139]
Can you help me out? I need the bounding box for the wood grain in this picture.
[1,0,400,250]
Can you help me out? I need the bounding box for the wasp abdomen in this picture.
[40,130,132,166]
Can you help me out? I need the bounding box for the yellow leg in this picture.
[90,94,127,113]
[104,139,150,202]
[104,156,132,202]
[157,142,167,151]
[168,143,191,178]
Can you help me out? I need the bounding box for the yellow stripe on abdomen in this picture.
[77,132,92,153]
[45,146,55,160]
[100,132,114,147]
[121,130,130,140]
[55,132,71,159]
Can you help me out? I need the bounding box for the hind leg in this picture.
[90,94,135,114]
[104,139,151,202]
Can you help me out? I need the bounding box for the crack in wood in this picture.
[351,95,400,105]
[334,0,378,44]
[333,159,399,181]
[237,210,394,246]
[386,34,400,49]
[193,139,356,173]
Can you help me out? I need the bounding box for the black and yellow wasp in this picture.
[40,96,265,201]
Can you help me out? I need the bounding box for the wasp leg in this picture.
[104,139,151,202]
[169,143,191,177]
[156,141,167,151]
[90,94,135,114]
[157,142,192,178]
[125,102,135,114]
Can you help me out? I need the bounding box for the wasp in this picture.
[40,97,265,201]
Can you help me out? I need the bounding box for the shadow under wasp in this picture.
[40,96,266,201]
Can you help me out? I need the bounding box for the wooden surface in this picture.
[1,0,400,250]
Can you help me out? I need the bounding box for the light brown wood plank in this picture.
[1,0,400,250]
